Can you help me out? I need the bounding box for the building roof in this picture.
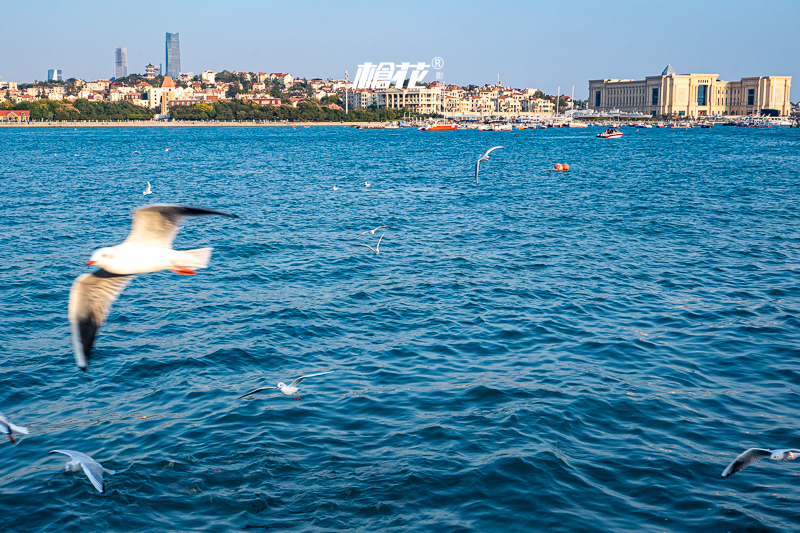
[0,110,30,116]
[662,64,677,76]
[161,76,175,88]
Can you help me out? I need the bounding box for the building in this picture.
[589,65,792,117]
[0,110,30,122]
[381,87,442,114]
[200,70,216,84]
[115,46,128,79]
[165,33,181,79]
[47,69,63,82]
[145,64,156,79]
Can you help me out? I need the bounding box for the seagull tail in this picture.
[181,247,213,269]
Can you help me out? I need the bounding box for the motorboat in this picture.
[418,121,458,131]
[596,128,623,138]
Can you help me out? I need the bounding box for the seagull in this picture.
[132,150,141,155]
[354,233,384,255]
[238,371,334,401]
[165,148,170,152]
[355,225,388,239]
[68,205,240,371]
[50,450,115,493]
[143,181,152,196]
[332,186,339,191]
[0,411,29,445]
[475,146,504,184]
[721,448,800,478]
[364,182,371,188]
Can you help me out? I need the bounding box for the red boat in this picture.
[418,122,458,131]
[596,128,623,139]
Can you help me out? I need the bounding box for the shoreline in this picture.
[0,121,383,128]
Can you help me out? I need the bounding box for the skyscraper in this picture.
[47,69,62,82]
[165,33,181,79]
[115,46,128,79]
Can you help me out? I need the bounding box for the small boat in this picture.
[418,121,458,131]
[567,122,588,128]
[596,128,623,139]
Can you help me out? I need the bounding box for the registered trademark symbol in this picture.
[432,57,444,70]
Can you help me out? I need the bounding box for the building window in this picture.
[697,84,707,106]
[678,111,685,116]
[651,87,659,105]
[747,88,755,106]
[595,90,600,107]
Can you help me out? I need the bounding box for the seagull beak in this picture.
[85,260,96,266]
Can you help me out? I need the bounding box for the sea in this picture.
[1,124,799,532]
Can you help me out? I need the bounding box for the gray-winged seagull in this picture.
[50,450,115,493]
[721,447,800,478]
[68,204,239,371]
[354,232,384,255]
[239,371,335,401]
[0,411,29,445]
[475,146,503,184]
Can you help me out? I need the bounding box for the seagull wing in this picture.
[289,371,334,388]
[355,230,370,239]
[123,205,240,248]
[480,145,504,159]
[69,269,134,371]
[50,449,109,491]
[354,243,377,254]
[372,225,388,232]
[721,448,773,478]
[237,387,271,399]
[475,160,480,183]
[375,233,385,252]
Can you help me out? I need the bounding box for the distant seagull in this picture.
[50,450,115,493]
[68,205,240,371]
[0,411,29,445]
[165,148,170,152]
[721,448,800,478]
[364,182,371,188]
[238,371,334,401]
[475,146,504,184]
[132,150,141,155]
[354,233,384,255]
[143,181,152,196]
[355,225,388,239]
[332,186,339,191]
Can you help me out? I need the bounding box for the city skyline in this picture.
[1,0,798,99]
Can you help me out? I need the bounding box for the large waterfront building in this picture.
[115,46,128,79]
[165,33,181,79]
[589,65,792,117]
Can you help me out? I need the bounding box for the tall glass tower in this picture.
[165,33,181,79]
[115,46,128,79]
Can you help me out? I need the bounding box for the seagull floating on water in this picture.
[0,411,29,445]
[354,233,384,255]
[332,186,339,191]
[721,448,800,478]
[238,371,334,401]
[50,450,115,493]
[355,225,388,239]
[475,146,504,184]
[143,181,152,196]
[68,204,239,371]
[364,182,371,188]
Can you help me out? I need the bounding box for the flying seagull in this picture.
[354,232,384,255]
[238,371,335,401]
[721,448,800,478]
[355,225,388,239]
[50,450,115,493]
[0,411,29,445]
[475,146,504,184]
[332,186,339,191]
[143,181,152,196]
[68,204,240,371]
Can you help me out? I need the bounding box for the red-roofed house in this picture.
[269,73,294,87]
[0,110,31,122]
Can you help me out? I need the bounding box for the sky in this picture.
[2,0,798,100]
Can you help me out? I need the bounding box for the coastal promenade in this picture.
[0,120,379,128]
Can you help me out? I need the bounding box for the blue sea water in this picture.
[1,124,799,532]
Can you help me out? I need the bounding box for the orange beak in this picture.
[86,260,96,266]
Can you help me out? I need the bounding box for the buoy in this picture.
[562,163,569,171]
[554,163,563,171]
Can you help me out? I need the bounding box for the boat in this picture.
[596,128,623,139]
[567,122,588,128]
[491,123,512,131]
[418,121,458,131]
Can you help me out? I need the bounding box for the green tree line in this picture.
[0,99,155,121]
[169,99,414,122]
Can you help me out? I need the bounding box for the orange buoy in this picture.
[554,163,563,171]
[562,163,569,171]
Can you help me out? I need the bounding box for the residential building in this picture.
[165,33,181,79]
[115,46,128,79]
[589,64,792,117]
[201,70,216,84]
[0,110,31,122]
[380,87,442,114]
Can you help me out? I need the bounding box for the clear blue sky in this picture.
[2,0,797,100]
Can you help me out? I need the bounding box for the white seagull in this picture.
[0,411,29,445]
[143,181,152,196]
[364,182,371,188]
[50,450,115,493]
[332,186,339,191]
[132,150,141,155]
[355,225,388,239]
[68,204,239,371]
[354,233,384,255]
[238,371,335,401]
[475,146,504,184]
[721,448,800,478]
